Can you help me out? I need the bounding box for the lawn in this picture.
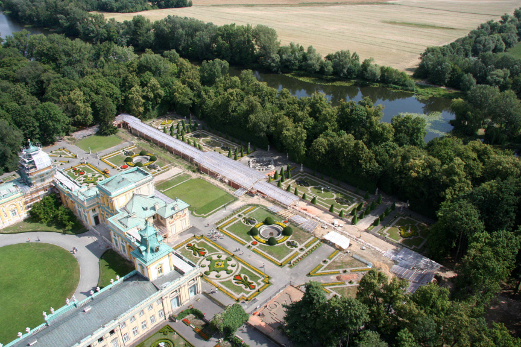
[503,41,521,59]
[323,254,366,271]
[331,286,358,298]
[1,219,86,235]
[75,134,122,153]
[156,173,191,192]
[98,250,135,288]
[0,243,80,345]
[257,243,292,260]
[226,220,251,242]
[135,324,193,347]
[163,178,235,217]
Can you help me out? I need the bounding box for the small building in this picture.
[323,231,350,250]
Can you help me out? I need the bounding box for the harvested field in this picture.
[102,0,521,71]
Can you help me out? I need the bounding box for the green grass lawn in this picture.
[106,154,127,166]
[502,41,521,59]
[75,134,122,153]
[323,255,366,271]
[226,220,252,242]
[135,325,193,347]
[257,243,294,260]
[331,286,358,298]
[291,227,313,244]
[1,219,86,235]
[156,174,191,192]
[0,243,79,345]
[163,179,235,217]
[98,250,135,288]
[248,207,278,224]
[402,237,425,249]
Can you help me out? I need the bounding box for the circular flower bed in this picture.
[252,221,291,246]
[252,241,258,245]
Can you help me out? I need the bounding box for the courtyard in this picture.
[0,243,80,345]
[64,163,108,186]
[75,134,123,153]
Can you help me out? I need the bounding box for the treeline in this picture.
[0,0,414,90]
[415,9,521,95]
[3,0,191,17]
[285,277,521,347]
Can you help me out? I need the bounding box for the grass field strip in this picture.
[308,249,372,277]
[158,173,192,193]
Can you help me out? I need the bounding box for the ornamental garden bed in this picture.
[64,163,108,186]
[101,145,168,174]
[174,236,269,301]
[378,215,429,250]
[134,325,193,347]
[218,205,320,267]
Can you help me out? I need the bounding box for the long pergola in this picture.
[118,115,299,206]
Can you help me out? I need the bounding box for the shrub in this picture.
[339,210,344,218]
[352,215,358,225]
[391,202,396,211]
[311,196,317,204]
[139,150,147,156]
[264,217,275,225]
[363,192,369,199]
[268,237,277,245]
[302,193,307,200]
[377,194,382,204]
[294,187,298,195]
[211,304,249,337]
[149,155,157,161]
[283,226,293,236]
[373,217,380,226]
[204,271,210,275]
[286,185,291,192]
[136,162,144,167]
[277,180,282,188]
[329,204,335,212]
[124,157,132,162]
[274,171,279,180]
[250,227,259,236]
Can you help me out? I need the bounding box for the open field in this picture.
[75,134,122,153]
[0,243,79,345]
[102,0,521,71]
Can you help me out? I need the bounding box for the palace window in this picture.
[111,338,119,347]
[141,321,147,330]
[158,310,164,319]
[150,315,156,324]
[157,265,163,276]
[132,327,138,336]
[129,316,135,323]
[148,304,153,311]
[10,209,17,217]
[156,299,161,306]
[120,322,126,329]
[122,333,130,344]
[139,310,144,317]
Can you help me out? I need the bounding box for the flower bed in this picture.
[182,318,191,326]
[121,164,128,169]
[194,327,210,340]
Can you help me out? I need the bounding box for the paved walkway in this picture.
[0,230,108,301]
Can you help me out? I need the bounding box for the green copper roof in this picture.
[25,140,39,154]
[97,168,152,196]
[131,222,174,266]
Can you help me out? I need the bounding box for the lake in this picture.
[229,67,454,142]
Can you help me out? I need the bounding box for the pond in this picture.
[229,66,454,141]
[0,12,51,39]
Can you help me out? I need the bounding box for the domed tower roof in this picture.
[131,221,174,268]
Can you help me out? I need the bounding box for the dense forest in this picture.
[415,10,521,94]
[0,3,520,345]
[1,0,414,90]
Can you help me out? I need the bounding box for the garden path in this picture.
[0,229,108,301]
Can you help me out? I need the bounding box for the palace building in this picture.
[3,144,202,347]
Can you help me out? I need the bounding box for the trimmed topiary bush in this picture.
[149,155,157,161]
[339,210,344,218]
[302,193,307,200]
[363,192,369,199]
[268,237,277,246]
[250,227,259,236]
[264,217,275,225]
[283,226,293,236]
[311,196,317,204]
[140,150,147,156]
[124,157,132,162]
[136,162,144,167]
[204,271,210,276]
[329,204,335,212]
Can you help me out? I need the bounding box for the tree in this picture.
[302,193,307,200]
[211,304,248,337]
[355,330,388,347]
[286,184,291,192]
[267,237,277,245]
[363,192,369,199]
[377,194,382,204]
[282,227,293,236]
[395,328,419,347]
[391,114,427,148]
[274,171,279,180]
[329,204,335,212]
[391,202,396,211]
[284,281,328,345]
[0,120,23,174]
[294,187,298,195]
[228,149,232,158]
[311,196,317,204]
[373,217,380,226]
[324,296,369,346]
[277,180,282,187]
[352,214,358,225]
[250,227,259,236]
[339,210,344,218]
[34,102,69,145]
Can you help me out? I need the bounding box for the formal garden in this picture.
[175,236,270,302]
[75,134,123,153]
[101,145,170,175]
[159,176,236,217]
[277,172,365,216]
[378,215,430,250]
[0,243,80,345]
[48,148,76,159]
[64,163,108,186]
[134,324,194,347]
[217,205,322,267]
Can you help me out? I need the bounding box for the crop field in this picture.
[102,0,521,71]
